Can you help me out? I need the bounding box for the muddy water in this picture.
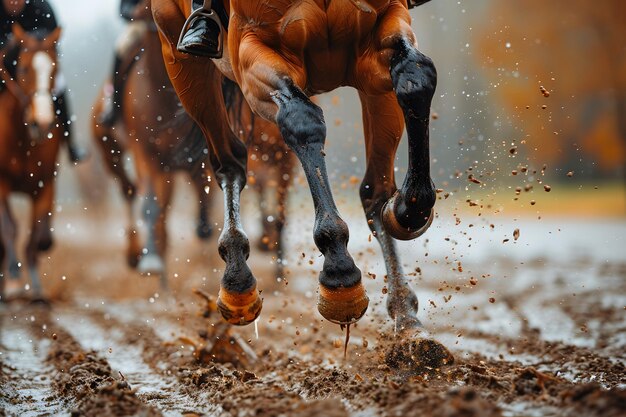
[0,204,625,416]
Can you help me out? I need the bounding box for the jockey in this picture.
[177,0,226,58]
[99,0,152,127]
[0,0,87,163]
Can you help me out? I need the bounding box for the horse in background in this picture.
[0,25,63,301]
[91,15,213,289]
[91,11,293,289]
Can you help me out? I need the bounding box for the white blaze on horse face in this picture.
[32,51,55,128]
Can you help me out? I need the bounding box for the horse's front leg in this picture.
[359,92,453,370]
[153,0,262,325]
[0,184,20,280]
[358,7,437,241]
[381,36,437,240]
[238,42,368,325]
[25,181,55,301]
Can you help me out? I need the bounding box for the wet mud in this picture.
[0,206,624,416]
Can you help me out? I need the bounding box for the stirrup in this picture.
[177,1,224,59]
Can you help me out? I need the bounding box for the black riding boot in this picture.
[55,92,88,163]
[177,0,224,58]
[99,54,124,127]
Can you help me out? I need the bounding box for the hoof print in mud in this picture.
[386,337,454,372]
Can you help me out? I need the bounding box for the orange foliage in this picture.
[475,0,626,171]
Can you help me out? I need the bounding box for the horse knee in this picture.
[218,227,250,262]
[390,40,437,113]
[272,79,326,151]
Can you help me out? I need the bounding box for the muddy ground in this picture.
[0,188,625,416]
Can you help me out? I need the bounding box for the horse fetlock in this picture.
[313,214,350,253]
[386,288,420,329]
[382,188,435,241]
[218,227,250,262]
[318,281,369,325]
[391,43,437,113]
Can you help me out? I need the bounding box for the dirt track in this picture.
[1,192,625,416]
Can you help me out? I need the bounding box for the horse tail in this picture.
[221,77,256,146]
[168,108,210,173]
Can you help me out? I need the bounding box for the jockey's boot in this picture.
[177,0,223,58]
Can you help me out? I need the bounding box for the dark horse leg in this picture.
[192,169,214,240]
[25,181,55,300]
[380,37,437,241]
[359,92,453,369]
[273,81,368,324]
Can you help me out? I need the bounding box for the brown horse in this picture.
[0,25,63,301]
[92,10,293,288]
[91,15,214,289]
[152,0,452,366]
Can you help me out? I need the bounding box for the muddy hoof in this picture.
[386,334,454,371]
[317,282,369,325]
[138,254,165,276]
[382,194,434,241]
[217,286,263,326]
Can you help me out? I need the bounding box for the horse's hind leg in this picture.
[25,182,55,300]
[154,2,261,325]
[0,184,20,279]
[193,169,214,240]
[91,112,139,267]
[359,92,452,369]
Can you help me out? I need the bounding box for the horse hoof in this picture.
[382,195,434,241]
[217,286,263,326]
[138,254,165,276]
[317,282,369,325]
[385,331,454,371]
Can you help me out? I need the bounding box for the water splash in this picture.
[254,318,259,340]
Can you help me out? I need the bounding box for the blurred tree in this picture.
[476,0,626,179]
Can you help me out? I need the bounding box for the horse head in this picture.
[11,24,62,141]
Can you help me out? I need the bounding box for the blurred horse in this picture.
[91,12,293,289]
[0,25,63,301]
[153,0,452,367]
